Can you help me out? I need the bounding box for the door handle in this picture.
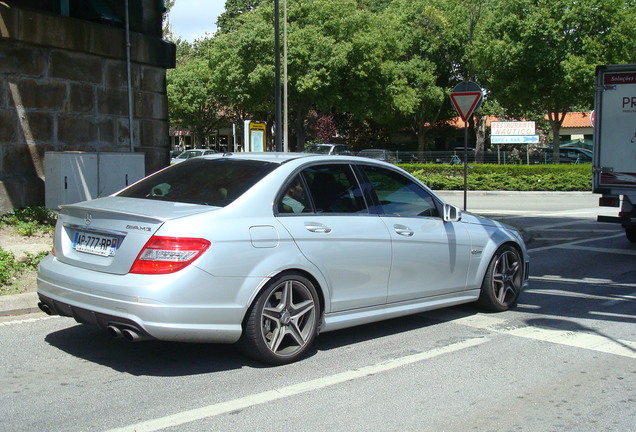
[394,224,414,237]
[305,222,332,233]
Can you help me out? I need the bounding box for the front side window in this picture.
[359,165,439,217]
[118,158,277,207]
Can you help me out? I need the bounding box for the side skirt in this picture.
[320,289,480,333]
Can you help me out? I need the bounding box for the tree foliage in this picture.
[472,0,636,160]
[167,0,636,152]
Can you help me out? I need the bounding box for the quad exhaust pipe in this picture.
[106,324,148,342]
[37,296,151,342]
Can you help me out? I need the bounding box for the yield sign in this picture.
[450,81,483,121]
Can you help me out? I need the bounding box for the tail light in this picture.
[129,236,211,274]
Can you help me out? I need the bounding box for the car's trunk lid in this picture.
[54,197,213,275]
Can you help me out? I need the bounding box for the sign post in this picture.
[450,81,483,210]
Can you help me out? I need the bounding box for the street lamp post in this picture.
[274,0,282,152]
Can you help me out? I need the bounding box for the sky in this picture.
[168,0,225,42]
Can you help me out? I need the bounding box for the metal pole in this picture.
[283,0,288,152]
[125,0,134,153]
[463,124,468,211]
[274,0,282,152]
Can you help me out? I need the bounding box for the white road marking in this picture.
[0,315,60,326]
[528,232,625,253]
[525,288,636,302]
[530,275,635,286]
[602,291,636,307]
[104,337,489,432]
[567,244,636,256]
[429,312,636,360]
[589,311,636,320]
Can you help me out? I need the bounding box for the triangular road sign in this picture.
[450,91,482,122]
[450,81,483,122]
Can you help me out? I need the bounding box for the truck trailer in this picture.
[593,64,636,243]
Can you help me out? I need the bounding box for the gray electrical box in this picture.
[45,152,145,209]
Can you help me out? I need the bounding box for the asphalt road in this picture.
[1,192,634,432]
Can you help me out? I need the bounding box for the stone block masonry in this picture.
[0,4,175,212]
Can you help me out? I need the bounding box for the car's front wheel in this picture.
[477,244,523,312]
[238,273,320,365]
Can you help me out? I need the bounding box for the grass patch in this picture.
[0,206,56,294]
[0,206,57,236]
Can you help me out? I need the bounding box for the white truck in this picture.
[593,64,636,243]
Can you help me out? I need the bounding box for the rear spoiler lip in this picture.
[59,197,215,223]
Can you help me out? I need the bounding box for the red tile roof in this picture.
[449,112,592,128]
[560,111,592,128]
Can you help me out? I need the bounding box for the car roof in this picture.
[198,151,393,166]
[198,152,318,164]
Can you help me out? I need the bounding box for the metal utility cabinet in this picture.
[45,152,145,209]
[593,64,636,242]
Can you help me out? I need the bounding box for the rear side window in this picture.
[359,165,439,217]
[277,164,368,214]
[118,158,277,207]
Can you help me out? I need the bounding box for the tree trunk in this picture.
[294,113,306,152]
[548,112,566,164]
[476,115,487,163]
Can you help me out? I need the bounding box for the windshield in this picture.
[118,158,278,207]
[305,145,331,154]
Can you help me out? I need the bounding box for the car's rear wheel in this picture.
[238,273,320,365]
[625,228,636,243]
[477,244,523,312]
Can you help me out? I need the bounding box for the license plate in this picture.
[73,231,118,257]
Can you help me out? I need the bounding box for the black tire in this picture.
[477,244,523,312]
[625,228,636,243]
[237,273,320,365]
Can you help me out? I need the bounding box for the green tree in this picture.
[162,0,176,39]
[216,0,265,33]
[209,0,399,150]
[381,0,473,151]
[473,0,636,161]
[167,54,229,147]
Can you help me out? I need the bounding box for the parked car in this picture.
[532,147,593,164]
[37,153,529,365]
[357,149,397,163]
[304,143,352,155]
[558,147,593,163]
[170,148,217,164]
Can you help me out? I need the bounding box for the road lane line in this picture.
[104,337,489,432]
[528,233,625,253]
[566,244,636,256]
[589,311,636,320]
[531,275,636,288]
[430,313,636,359]
[602,291,636,307]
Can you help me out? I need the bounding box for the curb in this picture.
[0,292,40,317]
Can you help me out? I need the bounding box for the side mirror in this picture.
[443,203,461,222]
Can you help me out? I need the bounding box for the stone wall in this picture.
[0,3,175,212]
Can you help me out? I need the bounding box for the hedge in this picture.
[398,163,592,191]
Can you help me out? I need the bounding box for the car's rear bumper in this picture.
[37,255,252,344]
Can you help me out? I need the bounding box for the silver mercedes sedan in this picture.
[37,153,529,365]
